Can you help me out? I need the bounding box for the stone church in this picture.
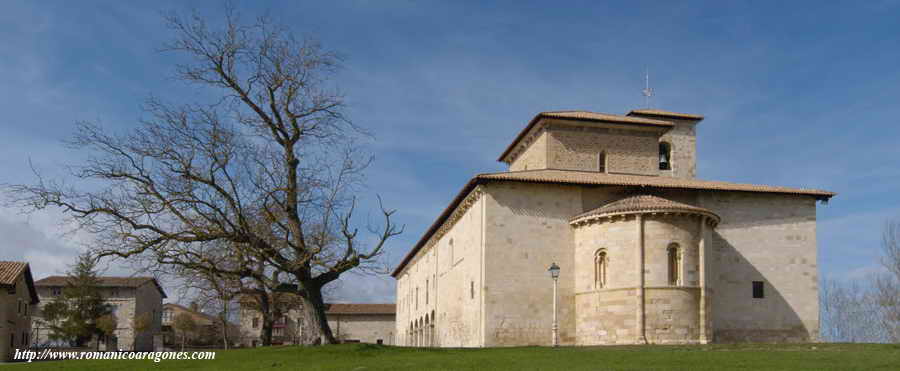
[392,109,835,347]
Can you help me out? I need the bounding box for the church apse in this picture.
[570,195,719,345]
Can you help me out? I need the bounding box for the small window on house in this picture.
[17,299,22,314]
[659,142,672,170]
[111,288,119,297]
[426,279,429,305]
[598,151,607,173]
[667,244,681,286]
[9,334,13,348]
[595,249,608,289]
[470,281,474,299]
[51,287,61,296]
[753,281,765,298]
[252,317,259,329]
[377,339,383,345]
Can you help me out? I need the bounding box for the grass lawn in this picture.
[15,343,900,371]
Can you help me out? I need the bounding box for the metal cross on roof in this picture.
[642,69,654,108]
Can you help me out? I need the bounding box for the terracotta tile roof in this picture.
[498,111,673,163]
[325,303,395,315]
[627,109,704,121]
[0,261,39,304]
[35,276,168,298]
[391,169,835,277]
[571,194,720,224]
[163,303,219,326]
[0,261,28,286]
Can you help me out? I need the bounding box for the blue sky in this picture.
[1,1,899,303]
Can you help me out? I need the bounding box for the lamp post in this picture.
[548,262,560,347]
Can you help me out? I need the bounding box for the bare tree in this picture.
[874,220,900,342]
[819,277,886,342]
[6,6,402,345]
[820,220,900,343]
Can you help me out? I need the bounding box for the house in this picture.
[392,109,836,347]
[0,262,39,361]
[162,303,238,347]
[238,291,395,346]
[33,276,166,351]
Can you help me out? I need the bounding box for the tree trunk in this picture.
[262,317,274,346]
[255,292,274,346]
[220,319,229,350]
[299,285,337,345]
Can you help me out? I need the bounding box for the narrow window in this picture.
[470,281,474,299]
[753,281,765,298]
[426,279,429,305]
[252,317,259,328]
[667,244,681,286]
[416,287,419,309]
[52,287,61,296]
[598,151,607,173]
[594,249,608,289]
[17,299,21,314]
[659,142,672,170]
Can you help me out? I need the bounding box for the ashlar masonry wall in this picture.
[482,182,582,346]
[328,314,395,345]
[545,120,661,175]
[396,190,485,347]
[699,192,819,343]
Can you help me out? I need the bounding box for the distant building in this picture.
[0,262,39,361]
[238,292,395,346]
[393,109,836,347]
[162,303,239,347]
[33,276,166,351]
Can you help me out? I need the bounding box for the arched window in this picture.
[598,151,607,173]
[667,243,681,286]
[595,249,608,289]
[659,142,672,170]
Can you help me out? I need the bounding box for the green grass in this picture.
[15,343,900,371]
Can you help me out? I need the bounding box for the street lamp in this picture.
[548,262,560,347]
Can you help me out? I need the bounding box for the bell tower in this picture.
[627,109,703,179]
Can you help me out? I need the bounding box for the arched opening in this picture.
[667,243,681,286]
[659,142,672,170]
[598,151,607,173]
[594,249,608,289]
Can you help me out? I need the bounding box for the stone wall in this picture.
[482,182,582,346]
[658,119,698,179]
[396,191,485,347]
[545,120,661,175]
[329,314,395,345]
[32,284,162,351]
[132,283,163,351]
[395,180,823,347]
[0,274,35,360]
[699,192,819,343]
[573,212,705,345]
[508,129,547,171]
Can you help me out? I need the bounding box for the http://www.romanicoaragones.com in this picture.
[12,348,216,363]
